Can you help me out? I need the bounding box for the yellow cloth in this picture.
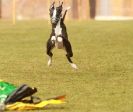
[6,99,65,110]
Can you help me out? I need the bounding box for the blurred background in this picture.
[0,0,133,21]
[0,1,133,112]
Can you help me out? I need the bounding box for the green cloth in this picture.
[0,80,16,103]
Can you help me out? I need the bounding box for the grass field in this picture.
[0,20,133,112]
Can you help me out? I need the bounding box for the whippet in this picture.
[46,1,78,69]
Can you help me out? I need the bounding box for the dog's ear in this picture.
[57,1,63,11]
[50,1,55,10]
[59,1,63,7]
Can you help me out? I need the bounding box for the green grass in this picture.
[0,20,133,112]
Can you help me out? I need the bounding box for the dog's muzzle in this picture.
[51,18,57,24]
[51,17,60,24]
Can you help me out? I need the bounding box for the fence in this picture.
[0,0,133,21]
[0,0,89,20]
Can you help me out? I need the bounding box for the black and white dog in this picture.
[46,1,77,69]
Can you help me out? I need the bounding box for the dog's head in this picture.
[49,1,63,25]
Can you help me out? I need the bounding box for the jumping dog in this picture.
[46,1,77,69]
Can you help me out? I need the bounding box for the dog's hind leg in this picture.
[63,39,78,69]
[46,39,54,66]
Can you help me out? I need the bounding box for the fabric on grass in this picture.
[0,80,16,103]
[6,96,66,110]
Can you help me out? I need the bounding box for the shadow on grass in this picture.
[44,106,67,110]
[6,106,67,112]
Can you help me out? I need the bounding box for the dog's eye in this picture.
[56,13,61,18]
[56,9,62,16]
[56,7,62,12]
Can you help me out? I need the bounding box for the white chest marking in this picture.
[51,21,63,49]
[54,20,62,36]
[53,9,57,19]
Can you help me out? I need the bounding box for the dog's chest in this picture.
[51,21,63,49]
[54,21,62,36]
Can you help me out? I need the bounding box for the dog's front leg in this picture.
[62,7,71,22]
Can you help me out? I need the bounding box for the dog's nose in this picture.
[51,17,59,24]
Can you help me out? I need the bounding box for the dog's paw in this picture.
[66,6,71,10]
[71,63,78,69]
[48,59,52,67]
